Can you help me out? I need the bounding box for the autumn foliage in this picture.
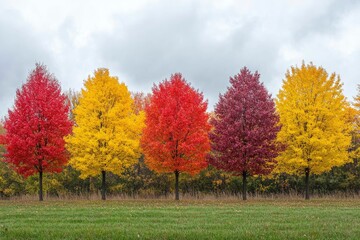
[3,64,72,200]
[351,85,360,160]
[355,85,360,110]
[141,73,210,200]
[65,68,144,200]
[209,67,280,200]
[1,61,359,200]
[276,62,351,199]
[132,92,151,114]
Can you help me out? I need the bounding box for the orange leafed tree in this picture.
[141,73,211,200]
[131,92,151,114]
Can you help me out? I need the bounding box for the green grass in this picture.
[0,198,360,239]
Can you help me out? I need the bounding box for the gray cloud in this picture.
[0,8,52,119]
[0,0,359,119]
[94,0,360,109]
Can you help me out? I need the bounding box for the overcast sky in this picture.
[0,0,359,119]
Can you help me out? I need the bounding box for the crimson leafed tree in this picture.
[209,67,280,200]
[141,73,211,200]
[3,64,72,201]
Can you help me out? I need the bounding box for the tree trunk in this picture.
[242,171,247,201]
[101,170,106,200]
[175,170,179,201]
[305,168,310,200]
[39,170,43,201]
[89,176,97,195]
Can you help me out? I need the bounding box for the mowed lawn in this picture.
[0,198,360,239]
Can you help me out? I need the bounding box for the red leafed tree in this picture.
[3,64,72,201]
[141,73,211,200]
[209,67,280,200]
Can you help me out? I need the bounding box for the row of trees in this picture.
[0,62,359,201]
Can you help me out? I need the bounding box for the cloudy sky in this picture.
[0,0,359,118]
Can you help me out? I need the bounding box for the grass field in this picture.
[0,198,360,239]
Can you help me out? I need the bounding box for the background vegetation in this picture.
[1,154,359,199]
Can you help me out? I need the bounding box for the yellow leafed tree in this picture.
[275,62,351,200]
[354,85,360,110]
[351,85,360,160]
[66,68,144,200]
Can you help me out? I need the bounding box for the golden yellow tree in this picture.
[276,62,351,200]
[355,85,360,109]
[66,68,144,200]
[351,85,360,160]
